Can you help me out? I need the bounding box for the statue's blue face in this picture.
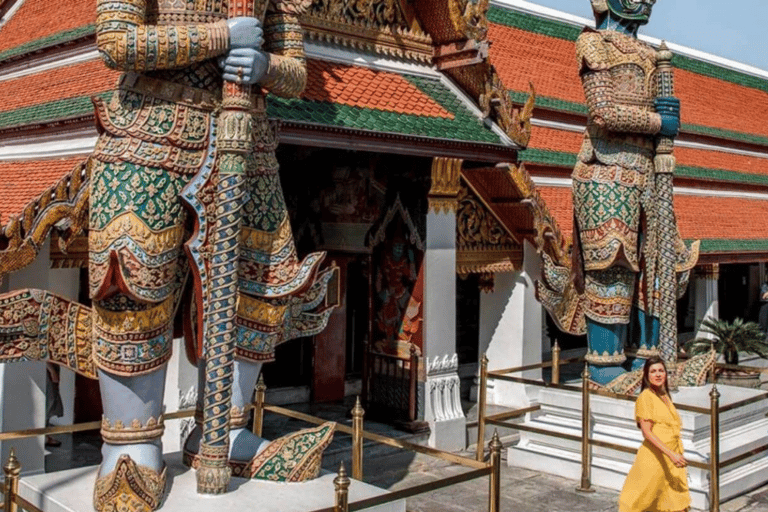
[606,0,655,24]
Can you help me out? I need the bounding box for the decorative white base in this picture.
[19,453,405,512]
[508,386,768,511]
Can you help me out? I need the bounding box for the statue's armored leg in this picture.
[95,367,167,512]
[184,359,269,472]
[92,294,174,512]
[631,307,660,370]
[584,267,635,384]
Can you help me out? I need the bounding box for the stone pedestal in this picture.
[19,453,405,512]
[508,385,768,510]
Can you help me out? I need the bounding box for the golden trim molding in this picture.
[429,157,462,214]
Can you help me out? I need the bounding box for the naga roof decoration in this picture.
[0,159,89,279]
[411,0,535,146]
[461,163,568,267]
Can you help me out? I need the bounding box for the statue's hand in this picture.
[655,96,680,138]
[220,48,269,84]
[226,17,264,49]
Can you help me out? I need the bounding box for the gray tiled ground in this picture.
[42,397,768,512]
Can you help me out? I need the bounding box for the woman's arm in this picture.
[96,0,229,71]
[639,419,687,468]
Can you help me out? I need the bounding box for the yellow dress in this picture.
[619,388,691,512]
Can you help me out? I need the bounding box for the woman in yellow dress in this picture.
[619,356,691,512]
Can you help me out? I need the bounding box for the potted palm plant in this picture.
[684,317,768,387]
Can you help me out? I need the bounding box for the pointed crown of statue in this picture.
[591,0,654,24]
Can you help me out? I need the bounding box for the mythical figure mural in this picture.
[537,0,698,386]
[0,0,340,509]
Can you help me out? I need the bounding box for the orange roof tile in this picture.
[529,126,582,154]
[488,23,584,106]
[0,157,83,221]
[537,186,573,240]
[675,146,768,178]
[0,59,119,113]
[304,60,453,119]
[676,68,768,141]
[0,0,96,53]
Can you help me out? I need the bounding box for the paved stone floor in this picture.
[362,449,768,512]
[42,395,768,512]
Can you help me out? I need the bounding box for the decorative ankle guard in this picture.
[94,455,166,512]
[183,422,335,482]
[101,416,165,445]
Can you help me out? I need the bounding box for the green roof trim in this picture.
[681,123,768,148]
[268,74,502,144]
[0,92,110,130]
[519,148,577,168]
[0,25,96,63]
[509,90,587,115]
[489,6,768,94]
[675,166,768,187]
[696,239,768,253]
[487,6,582,41]
[520,148,768,187]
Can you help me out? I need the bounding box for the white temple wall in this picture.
[477,242,543,409]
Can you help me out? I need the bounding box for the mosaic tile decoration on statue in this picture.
[598,368,644,396]
[676,349,717,387]
[247,421,336,482]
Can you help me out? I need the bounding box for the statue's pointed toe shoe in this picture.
[246,421,336,482]
[94,455,167,512]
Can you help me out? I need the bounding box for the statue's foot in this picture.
[588,364,627,385]
[245,421,336,482]
[183,422,336,482]
[94,454,166,512]
[183,425,270,474]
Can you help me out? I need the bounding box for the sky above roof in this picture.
[523,0,768,72]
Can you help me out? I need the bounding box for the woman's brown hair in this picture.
[640,355,670,395]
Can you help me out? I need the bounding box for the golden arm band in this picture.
[96,0,229,71]
[258,12,307,98]
[582,70,662,135]
[101,416,165,445]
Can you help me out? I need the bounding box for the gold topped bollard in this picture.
[351,396,365,481]
[710,384,721,512]
[252,374,266,437]
[488,430,502,512]
[552,341,561,385]
[4,448,20,512]
[334,462,350,512]
[476,354,489,461]
[576,363,595,493]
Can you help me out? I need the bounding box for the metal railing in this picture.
[0,377,503,512]
[474,342,768,512]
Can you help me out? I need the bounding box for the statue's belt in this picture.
[119,72,266,112]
